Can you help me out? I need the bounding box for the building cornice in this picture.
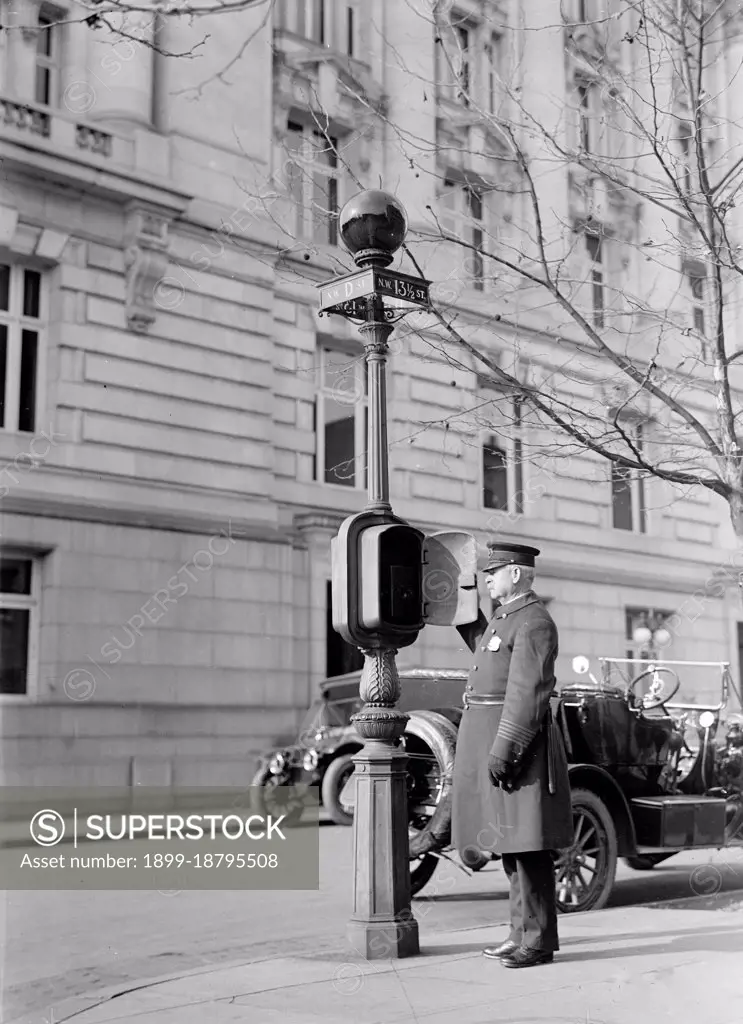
[0,139,191,215]
[0,494,290,545]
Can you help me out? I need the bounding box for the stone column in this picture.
[382,1,437,230]
[723,22,743,264]
[6,1,40,103]
[59,18,91,118]
[517,0,571,267]
[86,16,154,131]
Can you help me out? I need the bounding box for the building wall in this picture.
[0,0,741,787]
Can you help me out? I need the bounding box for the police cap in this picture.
[482,542,541,573]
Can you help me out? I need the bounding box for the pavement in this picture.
[10,891,743,1024]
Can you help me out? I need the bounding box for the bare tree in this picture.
[66,0,743,533]
[398,0,743,535]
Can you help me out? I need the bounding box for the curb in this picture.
[9,886,743,1024]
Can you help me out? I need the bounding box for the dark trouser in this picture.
[501,850,559,952]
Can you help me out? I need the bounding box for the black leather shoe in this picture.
[482,939,519,960]
[500,946,554,968]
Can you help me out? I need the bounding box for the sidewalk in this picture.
[10,894,743,1024]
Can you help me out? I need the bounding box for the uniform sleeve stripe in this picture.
[497,719,536,745]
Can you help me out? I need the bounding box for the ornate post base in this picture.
[347,647,420,959]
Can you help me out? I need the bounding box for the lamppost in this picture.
[318,190,431,959]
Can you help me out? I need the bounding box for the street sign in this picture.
[318,268,430,315]
[318,269,375,312]
[374,270,430,308]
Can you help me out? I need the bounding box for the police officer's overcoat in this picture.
[452,591,573,857]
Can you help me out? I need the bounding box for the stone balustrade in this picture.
[0,93,175,187]
[1,94,121,163]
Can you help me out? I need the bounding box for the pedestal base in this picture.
[347,913,420,960]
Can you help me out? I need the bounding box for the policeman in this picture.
[452,542,572,968]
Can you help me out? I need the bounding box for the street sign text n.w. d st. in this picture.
[318,268,430,315]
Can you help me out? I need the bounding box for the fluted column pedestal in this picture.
[347,648,419,958]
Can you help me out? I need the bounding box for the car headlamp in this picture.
[303,750,319,771]
[699,711,716,729]
[268,752,286,774]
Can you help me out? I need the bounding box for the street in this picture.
[2,822,743,1024]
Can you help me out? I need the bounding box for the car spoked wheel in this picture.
[403,711,458,896]
[555,788,618,913]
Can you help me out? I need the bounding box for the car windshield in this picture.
[594,658,730,710]
[297,697,360,738]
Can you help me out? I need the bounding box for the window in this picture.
[35,8,60,106]
[576,0,601,22]
[481,399,524,515]
[576,81,604,155]
[483,439,508,510]
[564,0,607,45]
[0,264,42,433]
[484,32,501,114]
[454,24,471,104]
[586,234,604,328]
[687,267,709,357]
[286,122,340,246]
[625,607,673,664]
[611,427,647,532]
[437,15,474,106]
[678,121,693,195]
[314,345,367,488]
[276,0,357,55]
[439,180,487,291]
[326,580,364,676]
[0,555,38,696]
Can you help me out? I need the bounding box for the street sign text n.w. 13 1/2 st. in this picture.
[318,269,430,314]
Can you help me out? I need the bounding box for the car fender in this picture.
[568,763,637,856]
[318,741,364,767]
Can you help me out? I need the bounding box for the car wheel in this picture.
[321,753,356,826]
[250,766,305,828]
[624,853,675,871]
[410,853,439,896]
[404,711,459,896]
[555,788,618,914]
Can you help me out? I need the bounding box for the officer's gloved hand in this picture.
[487,754,511,788]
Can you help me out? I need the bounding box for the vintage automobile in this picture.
[404,656,743,912]
[251,667,469,867]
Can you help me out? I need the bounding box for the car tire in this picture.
[251,765,305,828]
[555,788,618,914]
[404,710,459,896]
[624,853,675,870]
[321,753,356,826]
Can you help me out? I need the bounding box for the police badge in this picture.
[487,635,502,652]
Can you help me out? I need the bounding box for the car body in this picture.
[251,668,467,825]
[408,655,743,911]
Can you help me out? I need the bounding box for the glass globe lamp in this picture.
[339,190,408,268]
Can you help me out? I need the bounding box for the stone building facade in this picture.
[0,0,741,786]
